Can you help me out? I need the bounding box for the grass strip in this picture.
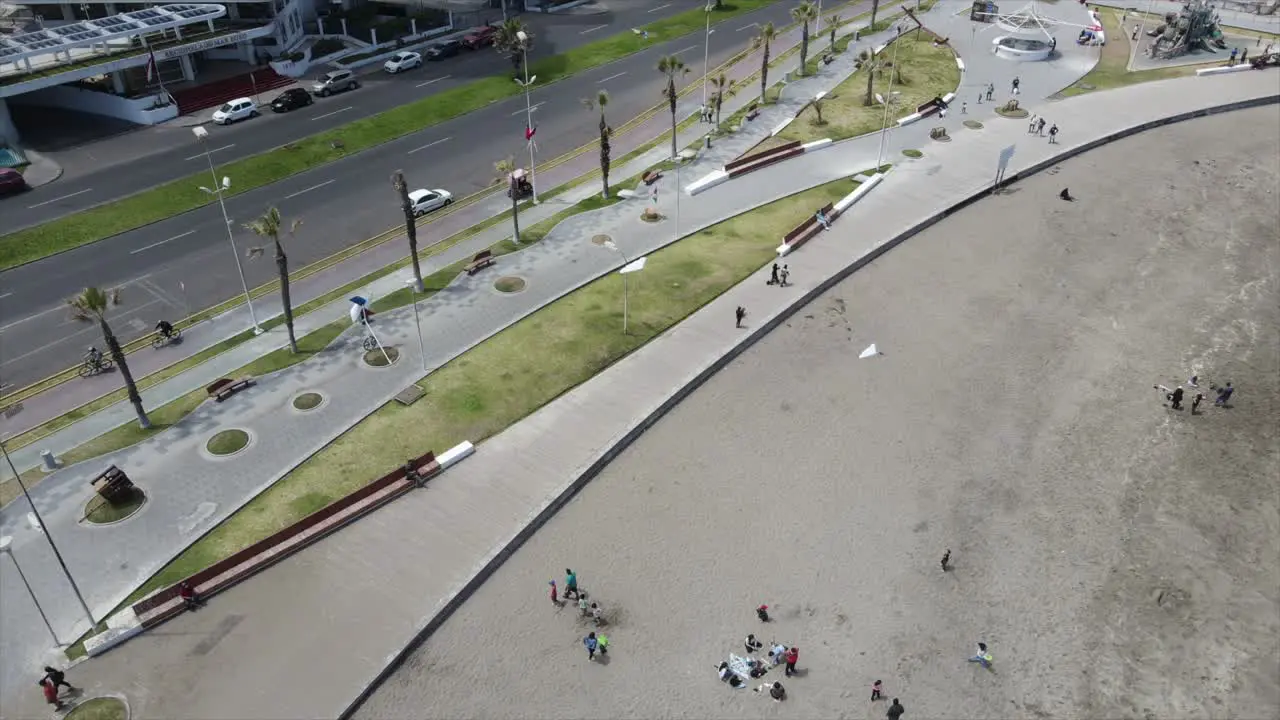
[1059,9,1205,97]
[0,0,783,270]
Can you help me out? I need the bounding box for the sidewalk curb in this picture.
[335,92,1278,720]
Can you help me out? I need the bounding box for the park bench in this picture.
[783,202,835,251]
[642,170,663,185]
[465,250,495,276]
[745,108,760,121]
[206,377,254,403]
[725,140,803,176]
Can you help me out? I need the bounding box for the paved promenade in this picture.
[4,42,1273,720]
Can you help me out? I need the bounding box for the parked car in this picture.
[463,24,497,49]
[0,168,27,196]
[270,88,313,113]
[408,188,453,216]
[312,69,359,97]
[425,39,463,60]
[383,51,422,73]
[211,97,258,125]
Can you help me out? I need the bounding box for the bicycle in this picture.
[151,327,183,349]
[361,335,378,352]
[78,355,114,378]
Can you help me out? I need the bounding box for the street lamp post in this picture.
[0,535,62,647]
[192,126,263,335]
[403,278,427,373]
[0,439,95,631]
[875,28,903,171]
[601,240,630,335]
[515,30,539,205]
[701,3,714,108]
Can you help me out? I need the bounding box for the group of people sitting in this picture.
[714,634,792,701]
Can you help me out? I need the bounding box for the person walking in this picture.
[1215,382,1234,406]
[736,306,747,328]
[1228,47,1238,65]
[1131,24,1139,40]
[769,263,780,285]
[40,679,66,712]
[1048,124,1059,143]
[584,632,599,660]
[986,83,994,101]
[871,679,884,701]
[1036,117,1046,135]
[780,265,791,287]
[941,549,951,571]
[1192,392,1205,414]
[745,634,764,655]
[40,667,75,694]
[961,101,967,114]
[968,641,993,669]
[590,602,604,626]
[564,569,580,600]
[784,646,799,676]
[887,698,906,719]
[578,594,590,616]
[1011,76,1020,95]
[549,580,560,606]
[1169,386,1184,410]
[977,91,983,105]
[597,633,610,656]
[1240,47,1249,63]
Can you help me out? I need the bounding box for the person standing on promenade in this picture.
[1192,392,1205,414]
[871,679,884,701]
[941,549,951,571]
[549,580,560,606]
[1215,382,1234,406]
[40,667,75,694]
[583,632,599,660]
[736,306,747,328]
[1049,124,1059,144]
[564,569,579,600]
[887,697,906,719]
[784,646,799,676]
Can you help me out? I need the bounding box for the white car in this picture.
[383,51,422,73]
[211,97,258,125]
[408,188,453,215]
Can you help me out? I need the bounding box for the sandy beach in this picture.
[355,106,1280,720]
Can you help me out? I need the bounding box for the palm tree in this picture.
[754,23,777,103]
[657,54,688,160]
[392,170,424,292]
[581,91,612,200]
[806,93,834,125]
[862,52,887,106]
[494,157,521,244]
[829,13,841,50]
[792,1,819,75]
[245,207,302,353]
[870,0,881,30]
[494,18,530,74]
[709,72,735,126]
[68,287,149,429]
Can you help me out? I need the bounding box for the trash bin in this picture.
[40,450,57,471]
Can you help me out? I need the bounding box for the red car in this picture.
[0,167,27,196]
[463,24,497,49]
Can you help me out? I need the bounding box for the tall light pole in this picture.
[0,535,62,647]
[701,3,715,108]
[600,239,630,335]
[192,126,263,335]
[875,28,903,171]
[514,30,539,204]
[403,278,427,373]
[0,438,95,631]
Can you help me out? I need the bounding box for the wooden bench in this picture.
[745,108,760,121]
[642,170,664,185]
[783,202,835,251]
[465,250,495,276]
[206,377,254,403]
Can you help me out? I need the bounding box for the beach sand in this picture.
[356,106,1280,720]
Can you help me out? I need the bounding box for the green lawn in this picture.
[85,174,855,647]
[778,31,959,144]
[1059,9,1201,97]
[64,697,127,720]
[0,0,781,271]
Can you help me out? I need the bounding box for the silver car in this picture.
[312,69,359,97]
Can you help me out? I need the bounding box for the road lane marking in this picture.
[130,230,195,255]
[0,299,162,368]
[311,106,353,121]
[673,45,698,55]
[597,71,627,83]
[284,179,336,199]
[580,23,608,34]
[0,292,11,300]
[408,137,452,154]
[26,188,92,209]
[0,304,66,333]
[647,2,672,11]
[416,75,452,88]
[183,144,235,161]
[510,102,545,116]
[737,22,759,31]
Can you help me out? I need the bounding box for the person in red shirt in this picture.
[179,581,204,611]
[784,647,799,677]
[40,679,65,711]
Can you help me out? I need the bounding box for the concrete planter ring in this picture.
[82,485,148,527]
[202,428,255,460]
[363,346,401,368]
[291,391,328,413]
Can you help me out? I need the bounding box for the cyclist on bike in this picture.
[155,320,174,339]
[84,346,104,369]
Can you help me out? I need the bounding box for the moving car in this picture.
[408,188,453,215]
[463,24,497,49]
[312,69,359,97]
[270,88,313,112]
[425,39,463,60]
[0,167,27,196]
[211,97,258,124]
[384,51,422,73]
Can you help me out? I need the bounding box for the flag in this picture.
[525,125,536,141]
[145,50,158,83]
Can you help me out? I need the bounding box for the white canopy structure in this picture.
[0,4,227,69]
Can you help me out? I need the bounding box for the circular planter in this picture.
[901,149,924,158]
[996,106,1030,119]
[66,696,128,720]
[963,119,984,129]
[292,391,325,411]
[494,276,527,294]
[206,429,250,457]
[640,210,665,223]
[363,346,400,367]
[83,487,147,526]
[932,134,952,143]
[591,234,612,246]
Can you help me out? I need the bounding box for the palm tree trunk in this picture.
[870,0,880,27]
[760,42,770,101]
[398,181,424,292]
[275,241,298,353]
[800,24,809,74]
[667,77,678,159]
[865,59,877,105]
[599,113,611,199]
[101,318,149,428]
[510,194,522,244]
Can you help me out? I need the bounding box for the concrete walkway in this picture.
[4,20,1273,720]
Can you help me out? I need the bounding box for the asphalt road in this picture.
[0,0,811,389]
[0,0,721,231]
